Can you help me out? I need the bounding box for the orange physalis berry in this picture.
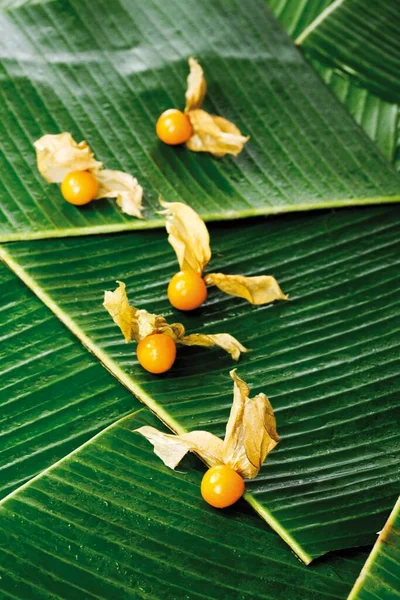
[167,270,207,311]
[201,465,245,509]
[136,333,177,374]
[156,109,193,145]
[61,171,98,206]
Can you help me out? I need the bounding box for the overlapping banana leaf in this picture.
[0,259,371,598]
[348,496,400,599]
[309,61,399,163]
[0,0,399,242]
[267,0,400,164]
[2,205,399,563]
[0,0,399,594]
[0,261,139,499]
[267,0,334,38]
[297,0,400,104]
[0,408,371,599]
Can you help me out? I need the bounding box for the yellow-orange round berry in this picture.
[61,171,98,206]
[136,333,177,374]
[167,270,207,311]
[156,109,192,145]
[201,465,245,509]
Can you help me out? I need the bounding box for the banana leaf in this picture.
[310,61,399,163]
[297,0,400,105]
[0,408,371,600]
[267,0,399,164]
[348,496,400,599]
[2,205,399,562]
[0,0,399,242]
[267,0,334,38]
[0,260,139,499]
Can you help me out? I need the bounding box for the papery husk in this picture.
[34,133,143,217]
[34,133,102,182]
[182,57,249,157]
[135,427,224,470]
[135,369,279,480]
[205,273,288,305]
[160,201,287,304]
[222,370,279,479]
[103,281,184,343]
[160,200,211,274]
[103,281,245,359]
[185,57,207,112]
[95,170,143,218]
[186,109,249,157]
[180,333,247,361]
[103,280,137,343]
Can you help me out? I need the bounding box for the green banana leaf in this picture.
[0,0,399,242]
[2,205,399,562]
[310,61,399,163]
[267,0,399,165]
[267,0,334,38]
[297,0,400,105]
[0,408,371,600]
[348,496,400,599]
[0,260,139,499]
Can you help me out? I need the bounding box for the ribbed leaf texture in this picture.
[0,0,399,241]
[0,261,139,499]
[310,60,399,163]
[267,0,400,166]
[267,0,334,38]
[2,205,399,561]
[348,496,400,600]
[297,0,400,104]
[0,409,370,600]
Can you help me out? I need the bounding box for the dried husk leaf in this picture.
[136,370,279,480]
[103,281,137,343]
[135,426,224,470]
[103,282,178,343]
[160,202,286,306]
[95,170,143,218]
[185,57,207,112]
[180,333,247,361]
[186,109,249,157]
[223,370,280,479]
[205,273,288,305]
[34,133,143,217]
[103,281,245,358]
[34,133,102,182]
[160,200,211,274]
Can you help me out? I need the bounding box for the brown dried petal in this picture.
[185,57,207,112]
[180,333,247,361]
[103,281,159,343]
[104,282,246,360]
[34,133,102,183]
[103,281,136,343]
[34,133,143,217]
[205,273,288,305]
[186,109,249,157]
[160,200,211,274]
[95,170,143,218]
[222,370,280,479]
[135,426,224,469]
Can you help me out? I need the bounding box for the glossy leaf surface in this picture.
[2,206,399,561]
[298,0,400,104]
[0,0,399,241]
[0,261,139,499]
[267,0,400,165]
[0,409,370,599]
[348,496,400,600]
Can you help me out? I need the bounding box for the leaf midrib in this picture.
[0,244,315,564]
